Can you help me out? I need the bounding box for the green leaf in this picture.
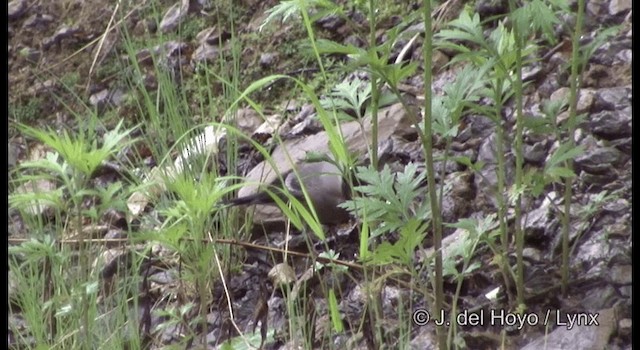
[463,261,481,275]
[342,163,429,238]
[529,0,561,44]
[259,0,304,31]
[368,218,427,266]
[523,115,554,133]
[328,289,344,332]
[545,166,576,179]
[580,26,620,65]
[315,38,364,56]
[435,10,485,48]
[320,78,371,119]
[545,143,584,169]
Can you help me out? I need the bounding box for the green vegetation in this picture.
[10,96,45,124]
[8,0,623,348]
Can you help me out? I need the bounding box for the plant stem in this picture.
[368,0,380,169]
[421,1,445,349]
[562,0,585,296]
[508,0,526,308]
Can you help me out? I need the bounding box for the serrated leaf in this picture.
[315,38,363,55]
[545,166,576,179]
[546,143,584,169]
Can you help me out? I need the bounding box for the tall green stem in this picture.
[507,0,525,308]
[368,0,380,169]
[562,0,585,296]
[421,1,445,349]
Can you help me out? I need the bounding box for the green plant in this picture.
[60,71,81,89]
[343,163,430,242]
[443,214,499,347]
[558,0,617,296]
[9,115,142,348]
[435,6,555,311]
[11,119,136,235]
[9,97,45,124]
[258,1,443,347]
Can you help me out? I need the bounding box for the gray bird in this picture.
[224,161,351,225]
